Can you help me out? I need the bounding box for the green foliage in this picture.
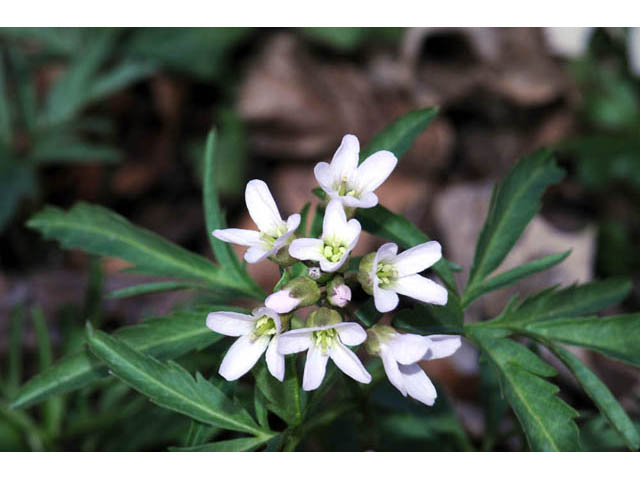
[466,327,581,451]
[299,27,404,53]
[392,300,464,336]
[86,325,267,436]
[203,129,262,298]
[27,202,260,298]
[170,435,270,452]
[546,344,640,450]
[466,149,566,291]
[12,309,232,409]
[461,251,571,308]
[253,358,302,426]
[126,28,252,81]
[359,106,439,161]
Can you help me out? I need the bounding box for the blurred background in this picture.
[0,27,639,451]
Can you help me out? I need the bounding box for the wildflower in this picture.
[265,277,321,314]
[314,134,397,209]
[212,179,300,263]
[366,325,461,406]
[206,307,285,381]
[327,276,351,308]
[278,307,371,390]
[289,200,361,272]
[358,241,447,313]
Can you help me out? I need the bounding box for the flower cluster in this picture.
[207,134,460,406]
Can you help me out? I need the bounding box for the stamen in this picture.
[313,328,338,354]
[252,315,277,339]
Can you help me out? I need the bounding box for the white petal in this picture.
[343,218,362,247]
[373,284,399,313]
[212,228,261,247]
[380,346,406,396]
[354,150,397,194]
[389,333,431,365]
[374,243,398,268]
[303,344,329,391]
[265,290,301,314]
[335,322,367,346]
[423,335,462,361]
[289,238,324,262]
[265,336,285,381]
[253,307,282,333]
[206,311,255,337]
[329,134,359,185]
[285,213,301,233]
[321,200,348,242]
[314,162,335,192]
[329,342,371,384]
[219,335,270,381]
[391,241,442,276]
[399,363,437,406]
[245,179,285,237]
[244,245,274,263]
[319,256,347,273]
[341,191,378,209]
[278,330,313,354]
[393,274,448,306]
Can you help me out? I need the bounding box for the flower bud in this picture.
[307,307,342,328]
[364,324,396,355]
[357,252,376,295]
[265,276,321,313]
[327,276,351,308]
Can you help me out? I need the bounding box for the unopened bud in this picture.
[364,325,396,355]
[357,252,376,295]
[307,307,342,328]
[327,276,351,308]
[265,276,321,313]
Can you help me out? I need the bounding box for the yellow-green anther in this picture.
[376,262,396,284]
[252,315,277,339]
[323,244,347,263]
[313,328,338,354]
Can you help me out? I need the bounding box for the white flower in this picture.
[212,179,300,263]
[289,200,361,272]
[314,134,397,209]
[206,307,285,381]
[265,289,301,314]
[544,27,594,58]
[278,308,371,391]
[367,326,461,406]
[359,241,448,313]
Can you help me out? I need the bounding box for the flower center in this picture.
[259,224,288,246]
[252,315,277,339]
[323,243,347,263]
[313,328,338,354]
[336,180,358,198]
[376,262,396,286]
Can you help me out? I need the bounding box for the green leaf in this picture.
[12,308,231,409]
[42,29,118,126]
[0,160,36,231]
[356,204,457,292]
[353,298,383,328]
[466,149,565,290]
[107,281,205,299]
[170,435,271,452]
[29,133,121,164]
[461,251,571,308]
[27,202,258,297]
[0,55,12,143]
[8,306,25,394]
[466,326,581,451]
[202,129,262,298]
[254,357,302,426]
[546,343,639,451]
[392,294,464,335]
[359,107,439,162]
[86,325,264,435]
[488,278,632,328]
[524,313,640,368]
[31,307,64,437]
[86,60,155,104]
